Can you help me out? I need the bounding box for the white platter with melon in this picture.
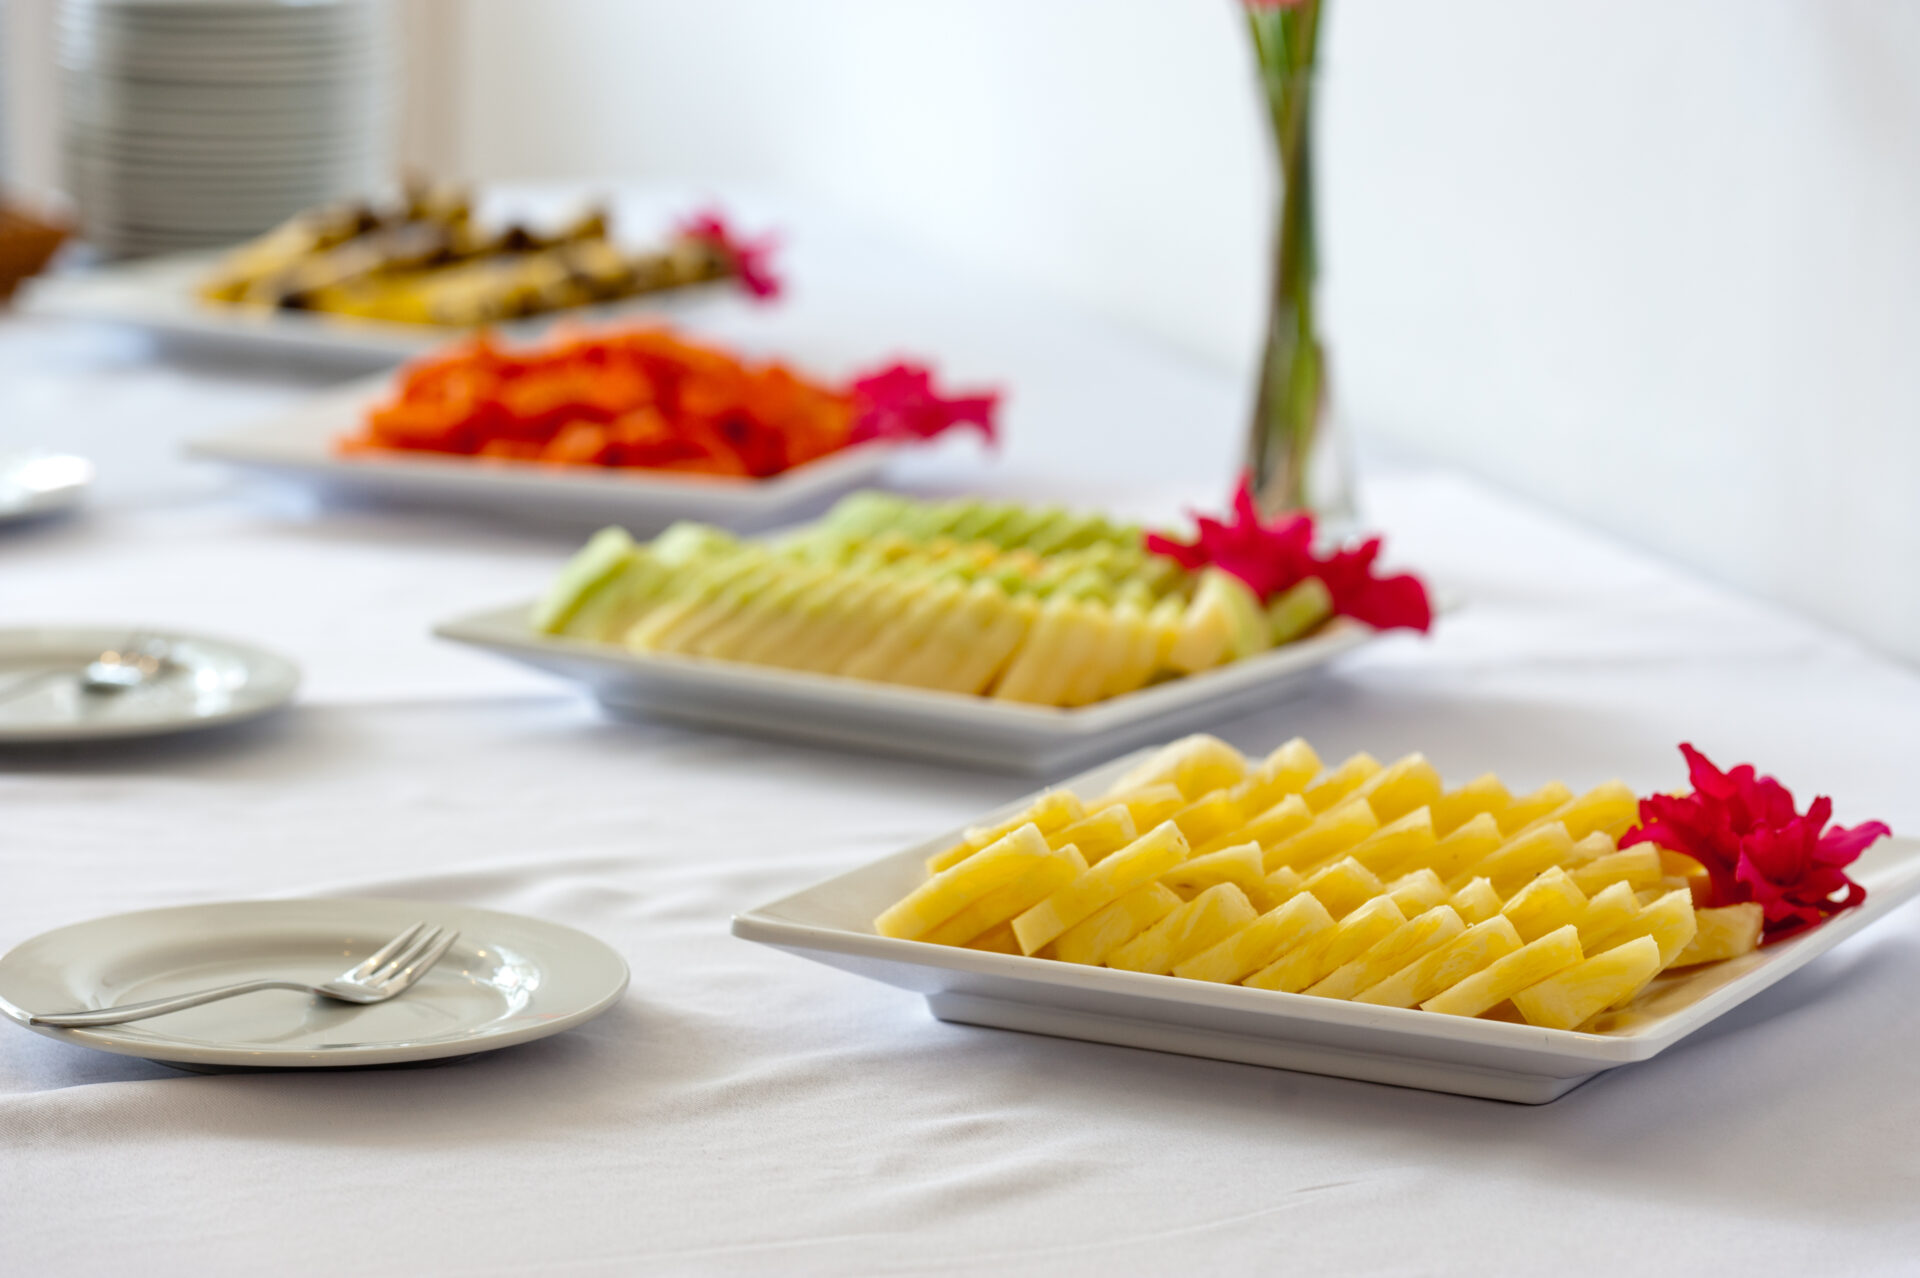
[732,736,1920,1102]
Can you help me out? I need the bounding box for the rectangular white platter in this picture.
[23,250,734,369]
[186,376,898,534]
[732,749,1920,1102]
[434,608,1381,774]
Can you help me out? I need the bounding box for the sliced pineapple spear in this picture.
[1159,842,1281,909]
[1421,924,1584,1019]
[922,845,1087,947]
[1108,883,1259,975]
[1307,905,1466,1001]
[1511,937,1663,1031]
[1051,884,1183,965]
[1354,916,1523,1008]
[1245,895,1407,994]
[1174,891,1335,984]
[1011,821,1191,955]
[926,790,1084,875]
[875,823,1057,941]
[1670,903,1764,967]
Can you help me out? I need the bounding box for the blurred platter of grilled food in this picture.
[197,184,739,327]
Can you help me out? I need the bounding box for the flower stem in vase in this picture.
[1242,0,1352,526]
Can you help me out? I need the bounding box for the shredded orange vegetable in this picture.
[341,327,857,479]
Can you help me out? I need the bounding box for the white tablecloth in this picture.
[4,199,1919,1277]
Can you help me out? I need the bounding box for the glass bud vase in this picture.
[1241,36,1354,525]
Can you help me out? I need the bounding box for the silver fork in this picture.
[28,922,460,1028]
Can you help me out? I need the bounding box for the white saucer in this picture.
[0,453,93,526]
[0,626,300,743]
[0,899,631,1069]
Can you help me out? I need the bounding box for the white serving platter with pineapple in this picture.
[436,489,1430,772]
[733,736,1920,1102]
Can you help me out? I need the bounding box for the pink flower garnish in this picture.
[846,362,1000,447]
[676,208,783,300]
[1144,475,1432,631]
[1620,744,1888,944]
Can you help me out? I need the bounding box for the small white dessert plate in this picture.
[186,376,899,533]
[0,453,93,526]
[435,605,1383,774]
[0,626,300,744]
[23,250,731,368]
[0,898,630,1069]
[732,749,1920,1103]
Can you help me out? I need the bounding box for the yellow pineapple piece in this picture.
[1456,821,1575,897]
[1386,868,1448,916]
[1519,780,1639,843]
[1497,782,1575,835]
[1048,804,1138,864]
[1103,734,1248,802]
[1198,793,1312,857]
[1586,888,1696,967]
[1430,773,1514,837]
[992,595,1103,705]
[1226,738,1323,814]
[1567,831,1615,866]
[1349,753,1445,823]
[1512,936,1662,1030]
[1669,902,1762,967]
[877,823,1054,940]
[1355,916,1523,1008]
[1263,864,1304,904]
[1307,905,1467,1001]
[1244,895,1406,993]
[1159,841,1277,908]
[1174,891,1334,984]
[1301,752,1383,812]
[1499,867,1589,943]
[1573,880,1641,953]
[1091,598,1160,702]
[1171,791,1247,847]
[1345,807,1438,878]
[1263,798,1380,874]
[1165,571,1262,674]
[1406,812,1504,881]
[1012,820,1191,954]
[1449,876,1502,924]
[1108,783,1184,834]
[1057,604,1133,708]
[1050,882,1182,965]
[926,790,1085,874]
[1108,883,1258,975]
[1422,924,1584,1018]
[1569,847,1664,896]
[1300,856,1386,918]
[965,922,1022,954]
[921,845,1088,946]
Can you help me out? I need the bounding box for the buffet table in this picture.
[4,201,1918,1276]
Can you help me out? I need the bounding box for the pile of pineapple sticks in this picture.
[875,737,1765,1032]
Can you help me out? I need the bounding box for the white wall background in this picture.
[7,0,1920,664]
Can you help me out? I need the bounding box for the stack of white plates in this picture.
[58,0,392,258]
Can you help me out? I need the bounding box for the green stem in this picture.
[1244,0,1330,518]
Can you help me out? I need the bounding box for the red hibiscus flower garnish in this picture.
[1620,744,1889,944]
[676,208,782,300]
[1144,475,1432,631]
[846,362,1000,447]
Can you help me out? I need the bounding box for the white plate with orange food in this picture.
[188,376,902,532]
[732,735,1917,1102]
[435,488,1432,771]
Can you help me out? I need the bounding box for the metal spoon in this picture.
[0,635,176,705]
